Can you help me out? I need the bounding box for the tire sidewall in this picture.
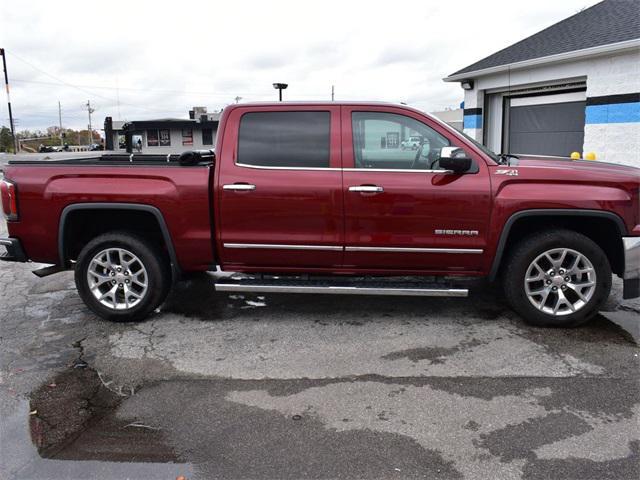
[75,233,169,322]
[504,230,612,327]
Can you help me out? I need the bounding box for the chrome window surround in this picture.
[234,162,452,173]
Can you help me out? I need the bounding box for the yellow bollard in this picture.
[570,152,581,160]
[584,152,597,161]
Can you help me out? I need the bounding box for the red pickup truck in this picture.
[1,102,639,327]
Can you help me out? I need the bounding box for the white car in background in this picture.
[400,136,422,150]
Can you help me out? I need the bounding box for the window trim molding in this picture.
[342,167,452,173]
[235,162,340,171]
[234,163,453,173]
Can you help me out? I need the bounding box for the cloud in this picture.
[245,52,293,70]
[0,0,600,130]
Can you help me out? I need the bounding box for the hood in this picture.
[513,155,640,178]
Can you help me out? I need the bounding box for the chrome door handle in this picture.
[223,183,256,191]
[349,185,384,193]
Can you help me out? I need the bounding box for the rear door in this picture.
[341,105,491,273]
[216,106,343,270]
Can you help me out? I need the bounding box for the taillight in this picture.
[0,179,18,221]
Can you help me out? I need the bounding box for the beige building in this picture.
[104,107,220,154]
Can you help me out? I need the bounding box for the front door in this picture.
[341,106,491,273]
[217,106,343,270]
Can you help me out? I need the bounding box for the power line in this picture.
[7,51,117,102]
[11,78,343,99]
[6,52,188,113]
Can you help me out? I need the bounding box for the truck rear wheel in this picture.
[503,229,611,327]
[75,232,171,322]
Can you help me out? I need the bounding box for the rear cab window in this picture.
[238,111,331,168]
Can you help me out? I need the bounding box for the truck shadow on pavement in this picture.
[160,272,636,345]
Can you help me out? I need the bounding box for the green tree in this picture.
[0,126,14,152]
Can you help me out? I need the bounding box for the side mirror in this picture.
[439,146,472,173]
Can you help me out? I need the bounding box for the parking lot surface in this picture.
[0,219,638,480]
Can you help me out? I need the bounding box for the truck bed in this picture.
[2,153,215,271]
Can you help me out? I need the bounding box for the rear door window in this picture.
[238,111,330,168]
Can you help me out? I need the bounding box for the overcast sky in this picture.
[0,0,599,132]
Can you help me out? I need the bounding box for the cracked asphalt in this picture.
[0,217,639,480]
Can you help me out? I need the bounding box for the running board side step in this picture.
[214,281,468,297]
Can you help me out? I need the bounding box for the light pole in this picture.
[272,83,288,101]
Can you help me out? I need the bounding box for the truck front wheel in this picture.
[503,229,611,327]
[75,232,171,322]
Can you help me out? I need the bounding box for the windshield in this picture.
[458,130,500,163]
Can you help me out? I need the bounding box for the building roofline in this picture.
[122,118,219,130]
[443,38,640,82]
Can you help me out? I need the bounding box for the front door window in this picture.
[352,112,450,170]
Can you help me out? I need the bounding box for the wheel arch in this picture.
[58,203,180,281]
[489,209,627,281]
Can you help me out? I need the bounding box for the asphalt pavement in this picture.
[0,219,638,480]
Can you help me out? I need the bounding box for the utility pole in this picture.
[331,85,335,101]
[58,101,63,146]
[0,48,17,153]
[85,100,94,145]
[234,96,242,104]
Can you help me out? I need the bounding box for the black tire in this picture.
[503,229,612,327]
[75,232,171,322]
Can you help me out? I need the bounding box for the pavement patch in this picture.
[107,310,605,379]
[226,378,639,480]
[117,380,463,479]
[522,442,640,480]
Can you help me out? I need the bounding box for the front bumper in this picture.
[0,237,27,262]
[622,237,640,299]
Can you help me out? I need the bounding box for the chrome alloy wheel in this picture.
[524,248,596,316]
[86,248,148,310]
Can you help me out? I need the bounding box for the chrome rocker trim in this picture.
[223,243,483,254]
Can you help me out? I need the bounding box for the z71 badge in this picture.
[495,169,519,176]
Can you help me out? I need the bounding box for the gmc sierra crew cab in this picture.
[1,102,639,327]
